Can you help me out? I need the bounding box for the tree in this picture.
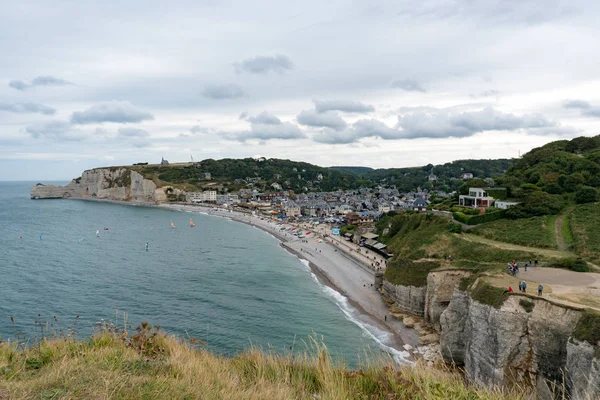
[575,186,598,204]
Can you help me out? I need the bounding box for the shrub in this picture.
[519,299,535,313]
[453,210,506,225]
[384,259,440,287]
[447,222,462,233]
[572,309,600,345]
[452,212,469,224]
[470,281,508,309]
[340,225,357,235]
[575,186,598,204]
[505,191,565,219]
[547,257,590,272]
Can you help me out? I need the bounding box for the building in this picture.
[283,200,301,217]
[495,200,519,209]
[161,157,169,165]
[316,173,324,181]
[204,172,212,180]
[458,188,494,208]
[271,182,282,191]
[413,197,429,211]
[216,194,239,205]
[461,173,474,180]
[187,190,217,203]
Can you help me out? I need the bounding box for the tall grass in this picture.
[470,216,557,249]
[0,325,529,399]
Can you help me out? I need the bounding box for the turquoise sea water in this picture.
[0,182,385,365]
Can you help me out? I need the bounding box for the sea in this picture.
[0,181,395,366]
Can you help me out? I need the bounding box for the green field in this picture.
[470,215,557,249]
[570,203,600,264]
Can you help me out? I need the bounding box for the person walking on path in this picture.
[522,281,527,293]
[524,262,528,272]
[534,259,539,267]
[538,284,543,296]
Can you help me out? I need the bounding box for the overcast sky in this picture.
[2,0,600,180]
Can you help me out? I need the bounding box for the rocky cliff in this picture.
[30,167,182,203]
[382,271,600,399]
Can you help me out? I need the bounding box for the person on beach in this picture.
[538,284,543,296]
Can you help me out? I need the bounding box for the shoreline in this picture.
[67,198,419,361]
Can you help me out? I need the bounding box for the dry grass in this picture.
[0,326,529,400]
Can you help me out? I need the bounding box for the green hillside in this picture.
[133,158,373,193]
[328,166,374,176]
[365,159,513,192]
[494,135,600,218]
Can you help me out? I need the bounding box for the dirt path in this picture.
[554,213,568,251]
[462,234,575,259]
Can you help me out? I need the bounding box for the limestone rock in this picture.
[566,339,600,400]
[425,270,471,331]
[381,280,426,316]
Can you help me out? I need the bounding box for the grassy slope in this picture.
[379,214,546,269]
[470,216,557,249]
[569,203,600,264]
[0,331,525,400]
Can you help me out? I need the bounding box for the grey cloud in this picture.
[396,107,555,139]
[71,101,154,124]
[248,111,281,125]
[238,112,249,120]
[297,109,347,130]
[313,100,374,113]
[390,78,426,92]
[26,121,82,141]
[313,107,563,144]
[564,99,591,109]
[0,102,56,115]
[563,99,600,118]
[313,119,398,144]
[202,84,246,100]
[582,107,600,117]
[233,54,293,74]
[9,75,72,91]
[9,80,29,91]
[226,112,305,142]
[117,127,149,138]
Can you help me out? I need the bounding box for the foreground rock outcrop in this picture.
[31,167,183,203]
[382,270,600,399]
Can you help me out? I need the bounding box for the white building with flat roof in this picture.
[187,190,217,203]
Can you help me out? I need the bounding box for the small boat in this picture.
[170,221,176,229]
[190,218,195,228]
[104,227,109,230]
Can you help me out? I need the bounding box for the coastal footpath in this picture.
[380,265,600,399]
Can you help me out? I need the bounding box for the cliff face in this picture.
[567,339,600,399]
[30,168,178,202]
[381,280,426,316]
[384,271,599,399]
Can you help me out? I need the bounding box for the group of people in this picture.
[505,282,544,296]
[507,258,539,276]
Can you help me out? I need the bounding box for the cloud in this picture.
[233,54,293,74]
[225,112,306,142]
[238,112,249,120]
[201,83,246,100]
[313,119,399,144]
[396,107,556,139]
[247,111,282,125]
[8,75,72,91]
[563,99,591,109]
[0,102,56,115]
[71,101,154,124]
[313,100,374,113]
[232,123,305,141]
[117,127,149,138]
[563,99,600,118]
[26,121,82,141]
[313,107,565,144]
[297,109,347,130]
[390,78,426,92]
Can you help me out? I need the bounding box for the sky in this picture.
[2,0,600,180]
